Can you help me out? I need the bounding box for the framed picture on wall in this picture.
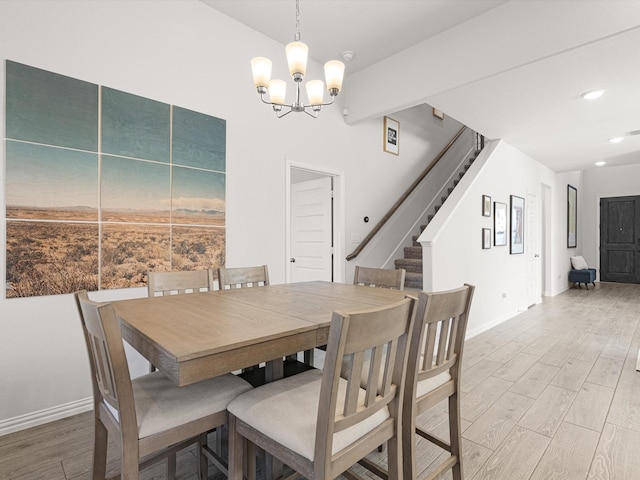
[494,201,507,246]
[510,195,525,254]
[482,195,491,216]
[482,228,492,249]
[567,184,577,248]
[383,116,399,155]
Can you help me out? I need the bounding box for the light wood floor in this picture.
[2,281,640,480]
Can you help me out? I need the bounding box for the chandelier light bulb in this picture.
[306,80,324,106]
[250,57,272,91]
[324,60,345,95]
[286,41,308,79]
[268,80,287,105]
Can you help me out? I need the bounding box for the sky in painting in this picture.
[171,166,225,212]
[173,106,225,172]
[101,156,170,211]
[102,87,170,162]
[6,141,98,209]
[6,61,98,151]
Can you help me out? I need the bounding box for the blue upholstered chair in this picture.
[569,255,596,289]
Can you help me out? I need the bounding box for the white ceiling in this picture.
[203,0,640,173]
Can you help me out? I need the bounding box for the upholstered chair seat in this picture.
[104,371,252,439]
[228,369,390,461]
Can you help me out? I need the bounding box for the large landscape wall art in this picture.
[5,61,226,298]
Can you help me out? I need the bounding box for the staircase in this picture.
[394,153,478,289]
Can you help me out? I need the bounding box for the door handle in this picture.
[290,258,296,263]
[534,254,540,258]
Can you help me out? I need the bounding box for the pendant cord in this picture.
[295,0,301,41]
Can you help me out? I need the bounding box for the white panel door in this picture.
[290,177,333,282]
[526,192,540,307]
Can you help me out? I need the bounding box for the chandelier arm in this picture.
[259,92,298,113]
[275,108,294,118]
[303,108,319,118]
[258,92,272,105]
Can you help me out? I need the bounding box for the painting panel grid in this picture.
[5,60,226,297]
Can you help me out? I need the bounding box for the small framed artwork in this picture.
[482,228,492,249]
[432,107,444,120]
[510,195,525,254]
[494,202,507,246]
[383,116,399,155]
[567,184,577,248]
[482,195,491,217]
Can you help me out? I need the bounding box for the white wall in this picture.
[582,163,640,273]
[420,140,570,337]
[344,104,465,276]
[0,0,468,432]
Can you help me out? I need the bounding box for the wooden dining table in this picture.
[112,281,410,386]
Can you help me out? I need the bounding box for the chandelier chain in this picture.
[295,0,300,41]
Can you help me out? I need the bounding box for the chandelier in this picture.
[250,0,345,118]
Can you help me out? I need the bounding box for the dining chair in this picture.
[227,295,417,480]
[404,284,474,480]
[360,284,475,480]
[147,268,221,468]
[353,266,406,290]
[147,269,215,297]
[75,290,252,480]
[217,265,269,289]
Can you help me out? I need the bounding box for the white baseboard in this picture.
[0,397,93,437]
[465,309,522,340]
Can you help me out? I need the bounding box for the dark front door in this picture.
[600,195,640,283]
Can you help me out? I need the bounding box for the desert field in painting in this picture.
[100,224,225,289]
[6,206,98,221]
[102,209,225,226]
[6,207,226,297]
[6,220,99,298]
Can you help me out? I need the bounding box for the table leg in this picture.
[264,357,284,480]
[265,358,284,383]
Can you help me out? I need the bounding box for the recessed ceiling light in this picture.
[595,161,606,166]
[582,90,605,100]
[609,137,624,143]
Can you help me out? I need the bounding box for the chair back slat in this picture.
[436,317,452,365]
[218,265,270,289]
[368,345,386,400]
[147,269,215,297]
[353,266,406,290]
[422,323,437,370]
[92,338,116,405]
[316,296,416,464]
